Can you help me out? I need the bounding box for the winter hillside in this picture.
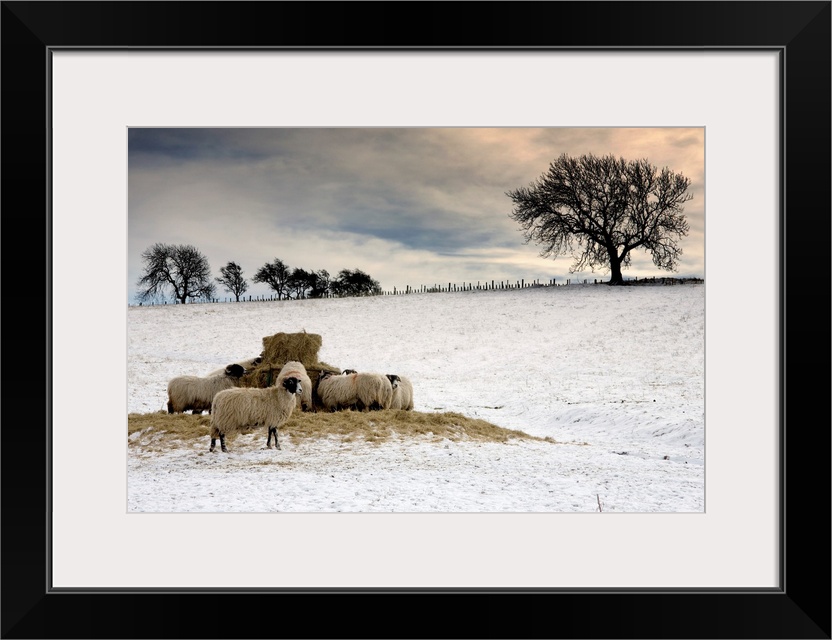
[127,283,705,513]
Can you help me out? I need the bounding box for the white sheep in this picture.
[209,368,305,452]
[316,371,355,411]
[387,374,414,410]
[317,370,394,412]
[166,364,246,415]
[206,355,263,377]
[277,360,314,412]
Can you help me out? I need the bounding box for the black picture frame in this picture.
[2,2,829,638]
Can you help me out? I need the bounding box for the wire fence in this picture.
[130,276,704,306]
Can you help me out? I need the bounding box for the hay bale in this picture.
[260,331,322,365]
[240,364,281,389]
[239,329,340,412]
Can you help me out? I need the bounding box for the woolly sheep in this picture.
[387,374,414,410]
[166,364,246,415]
[277,360,314,412]
[317,370,394,412]
[206,356,263,377]
[209,368,305,452]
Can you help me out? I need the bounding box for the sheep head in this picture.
[386,374,400,388]
[225,364,246,378]
[282,376,303,396]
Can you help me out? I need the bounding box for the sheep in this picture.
[277,360,314,412]
[317,370,394,412]
[166,364,246,415]
[316,371,355,411]
[387,374,414,410]
[206,355,263,377]
[209,369,304,452]
[358,373,395,411]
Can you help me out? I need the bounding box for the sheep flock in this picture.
[161,331,414,453]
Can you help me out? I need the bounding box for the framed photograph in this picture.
[3,2,829,638]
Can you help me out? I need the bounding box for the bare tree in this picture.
[253,258,291,300]
[216,261,248,302]
[136,243,216,304]
[506,153,692,285]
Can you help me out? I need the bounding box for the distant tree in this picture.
[136,242,216,304]
[253,258,291,300]
[506,153,692,285]
[287,267,316,299]
[309,269,332,299]
[328,275,345,298]
[333,268,382,297]
[215,261,248,302]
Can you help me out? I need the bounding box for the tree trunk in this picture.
[608,254,624,285]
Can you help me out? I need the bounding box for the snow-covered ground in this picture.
[127,283,704,513]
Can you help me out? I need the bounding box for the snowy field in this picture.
[127,283,705,513]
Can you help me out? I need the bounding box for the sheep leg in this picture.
[267,426,281,450]
[220,433,227,453]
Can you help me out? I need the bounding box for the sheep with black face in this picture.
[206,355,262,377]
[166,364,246,415]
[209,367,304,452]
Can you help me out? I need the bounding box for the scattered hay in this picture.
[127,409,558,449]
[281,410,541,442]
[128,411,210,440]
[128,411,256,449]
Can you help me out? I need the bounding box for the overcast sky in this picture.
[128,127,704,303]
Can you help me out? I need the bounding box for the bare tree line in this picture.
[135,244,381,305]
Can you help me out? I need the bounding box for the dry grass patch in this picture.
[128,409,560,448]
[128,411,211,440]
